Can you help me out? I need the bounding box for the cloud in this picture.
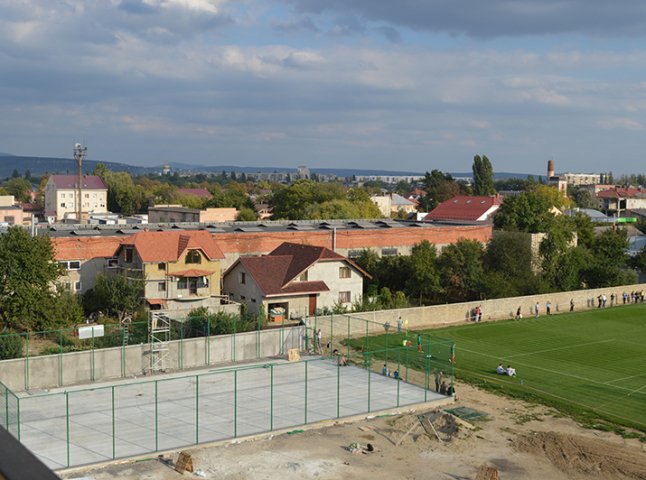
[282,0,646,38]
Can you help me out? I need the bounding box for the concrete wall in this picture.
[0,326,304,392]
[308,283,646,340]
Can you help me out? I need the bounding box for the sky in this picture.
[2,1,646,175]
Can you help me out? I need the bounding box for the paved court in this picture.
[15,357,445,470]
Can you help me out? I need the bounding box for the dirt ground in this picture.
[59,380,646,480]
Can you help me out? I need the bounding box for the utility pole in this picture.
[74,143,87,222]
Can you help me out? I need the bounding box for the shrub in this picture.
[0,333,24,360]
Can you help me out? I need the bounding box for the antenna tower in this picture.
[73,143,87,222]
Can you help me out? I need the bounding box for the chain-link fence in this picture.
[12,355,444,470]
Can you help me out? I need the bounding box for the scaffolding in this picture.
[148,312,171,373]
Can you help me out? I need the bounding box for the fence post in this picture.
[91,327,95,383]
[364,320,368,352]
[206,318,211,366]
[180,322,184,370]
[111,386,115,460]
[257,314,261,359]
[65,392,70,467]
[347,316,350,359]
[234,370,238,437]
[270,364,274,431]
[304,361,308,424]
[336,355,341,418]
[367,354,371,413]
[233,316,237,362]
[425,354,430,402]
[24,332,29,391]
[155,381,159,452]
[396,350,401,407]
[195,375,199,445]
[59,329,63,387]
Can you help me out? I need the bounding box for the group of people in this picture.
[471,306,483,322]
[496,363,516,377]
[381,363,400,379]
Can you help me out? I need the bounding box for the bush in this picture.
[0,333,24,360]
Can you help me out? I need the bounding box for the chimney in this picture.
[547,160,555,179]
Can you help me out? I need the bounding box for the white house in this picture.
[45,175,108,222]
[223,242,369,319]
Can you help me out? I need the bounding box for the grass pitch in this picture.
[355,304,646,434]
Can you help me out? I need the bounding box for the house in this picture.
[52,237,123,293]
[44,175,108,222]
[370,193,417,217]
[597,187,646,216]
[148,205,237,223]
[424,195,502,223]
[223,242,369,319]
[114,230,227,311]
[0,196,29,226]
[254,203,273,220]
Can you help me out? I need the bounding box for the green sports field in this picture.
[357,304,646,433]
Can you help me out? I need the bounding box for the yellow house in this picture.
[115,230,225,311]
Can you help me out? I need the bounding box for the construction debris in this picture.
[175,451,194,474]
[475,464,500,480]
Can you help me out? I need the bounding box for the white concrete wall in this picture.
[0,326,304,392]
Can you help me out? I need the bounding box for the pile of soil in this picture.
[515,431,646,479]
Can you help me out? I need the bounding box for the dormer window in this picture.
[186,250,201,264]
[299,271,308,281]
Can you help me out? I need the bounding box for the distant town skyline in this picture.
[2,1,646,174]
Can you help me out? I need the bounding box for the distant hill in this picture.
[0,155,148,177]
[0,154,541,180]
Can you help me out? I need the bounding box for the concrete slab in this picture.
[15,357,446,470]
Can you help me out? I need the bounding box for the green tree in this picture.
[438,239,485,302]
[98,170,145,215]
[237,207,257,221]
[406,240,441,304]
[472,154,495,196]
[419,169,469,210]
[82,274,144,321]
[0,227,63,331]
[569,186,599,210]
[493,185,569,233]
[2,177,32,202]
[483,231,544,297]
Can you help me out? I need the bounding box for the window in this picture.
[299,271,308,281]
[85,193,89,198]
[339,266,351,279]
[240,295,246,301]
[348,249,362,258]
[61,193,65,199]
[60,203,66,208]
[74,281,82,292]
[381,248,398,256]
[186,250,201,264]
[178,278,188,290]
[59,261,81,270]
[158,262,166,270]
[125,248,133,263]
[106,258,118,269]
[4,216,15,225]
[158,282,166,292]
[240,272,246,285]
[251,298,257,303]
[338,291,351,303]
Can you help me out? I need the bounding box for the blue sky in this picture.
[2,1,646,175]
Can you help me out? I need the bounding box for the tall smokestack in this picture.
[547,160,555,179]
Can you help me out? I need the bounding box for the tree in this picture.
[82,274,144,321]
[472,154,495,196]
[0,227,63,331]
[438,239,485,302]
[581,228,635,288]
[2,177,32,202]
[569,186,598,210]
[237,207,257,221]
[419,169,469,210]
[493,185,570,233]
[406,240,441,304]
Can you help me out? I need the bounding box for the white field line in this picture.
[452,365,646,429]
[458,345,646,397]
[506,339,615,358]
[605,372,646,384]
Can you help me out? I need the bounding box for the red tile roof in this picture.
[119,230,224,262]
[178,188,213,199]
[52,236,122,261]
[424,195,502,222]
[597,187,646,199]
[169,269,214,277]
[231,242,357,297]
[50,175,107,190]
